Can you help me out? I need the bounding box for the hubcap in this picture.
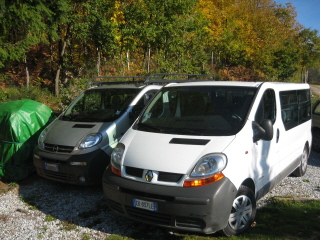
[228,195,252,230]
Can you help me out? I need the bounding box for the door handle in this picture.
[276,129,280,143]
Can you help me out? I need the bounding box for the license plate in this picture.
[45,163,59,172]
[132,198,158,212]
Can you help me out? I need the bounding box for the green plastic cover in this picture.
[0,99,55,181]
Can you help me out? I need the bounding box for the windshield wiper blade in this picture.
[138,123,164,132]
[174,128,205,135]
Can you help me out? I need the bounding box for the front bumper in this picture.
[102,166,237,234]
[33,146,110,185]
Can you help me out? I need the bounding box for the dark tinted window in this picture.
[280,89,311,130]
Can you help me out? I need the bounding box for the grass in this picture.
[106,198,320,240]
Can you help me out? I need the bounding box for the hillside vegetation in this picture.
[1,0,320,105]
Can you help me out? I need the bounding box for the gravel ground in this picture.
[0,151,320,240]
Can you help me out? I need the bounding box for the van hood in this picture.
[44,120,111,146]
[122,131,235,174]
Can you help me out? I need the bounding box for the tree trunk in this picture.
[147,48,151,73]
[54,39,67,97]
[126,51,130,71]
[24,54,30,88]
[97,47,101,76]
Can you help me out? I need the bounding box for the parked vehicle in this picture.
[312,99,320,152]
[102,74,311,236]
[33,76,162,185]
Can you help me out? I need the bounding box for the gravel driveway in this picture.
[1,151,320,240]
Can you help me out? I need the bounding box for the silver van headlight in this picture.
[38,128,48,148]
[79,133,102,149]
[191,153,227,177]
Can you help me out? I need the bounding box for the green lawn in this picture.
[107,198,320,240]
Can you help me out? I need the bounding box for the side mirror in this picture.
[252,119,273,142]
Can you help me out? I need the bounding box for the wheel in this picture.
[221,185,256,236]
[292,146,308,177]
[312,129,320,152]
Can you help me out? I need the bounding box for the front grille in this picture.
[125,166,143,177]
[120,187,174,202]
[176,217,205,229]
[158,172,183,182]
[42,157,67,164]
[43,170,68,181]
[125,206,171,225]
[43,170,76,182]
[125,166,183,183]
[44,143,74,153]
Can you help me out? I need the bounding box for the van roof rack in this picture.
[145,73,215,84]
[87,76,146,86]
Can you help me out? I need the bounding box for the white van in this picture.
[33,76,162,185]
[102,76,312,236]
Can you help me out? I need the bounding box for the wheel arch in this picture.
[241,178,255,194]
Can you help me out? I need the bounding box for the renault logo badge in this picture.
[145,170,153,182]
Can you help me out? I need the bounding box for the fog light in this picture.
[79,177,86,183]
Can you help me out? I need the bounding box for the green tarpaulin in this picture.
[0,99,54,181]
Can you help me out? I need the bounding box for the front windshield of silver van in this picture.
[61,88,140,122]
[136,86,256,136]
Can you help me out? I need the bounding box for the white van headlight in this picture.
[184,153,227,187]
[191,153,227,177]
[79,133,102,149]
[110,143,125,176]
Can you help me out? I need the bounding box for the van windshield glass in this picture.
[136,86,256,136]
[61,88,140,122]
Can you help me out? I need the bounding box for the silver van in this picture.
[33,76,162,185]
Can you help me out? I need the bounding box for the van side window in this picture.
[280,89,311,130]
[255,89,276,125]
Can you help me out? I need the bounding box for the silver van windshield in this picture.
[136,86,256,136]
[61,88,140,122]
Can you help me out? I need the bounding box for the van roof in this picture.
[164,81,310,90]
[88,84,146,90]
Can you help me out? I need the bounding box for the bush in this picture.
[0,86,60,114]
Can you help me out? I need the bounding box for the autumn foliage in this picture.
[0,0,320,98]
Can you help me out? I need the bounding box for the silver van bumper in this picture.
[102,165,237,234]
[33,146,110,185]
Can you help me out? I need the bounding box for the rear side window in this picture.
[280,89,311,131]
[255,89,276,125]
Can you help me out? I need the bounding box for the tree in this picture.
[297,28,320,83]
[0,0,53,86]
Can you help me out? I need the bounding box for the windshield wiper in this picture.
[138,123,165,132]
[173,128,205,136]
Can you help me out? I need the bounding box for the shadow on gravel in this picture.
[16,173,188,239]
[308,150,320,167]
[15,150,320,239]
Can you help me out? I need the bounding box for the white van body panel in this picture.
[122,130,235,175]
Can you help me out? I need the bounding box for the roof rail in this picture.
[145,73,215,84]
[87,76,146,86]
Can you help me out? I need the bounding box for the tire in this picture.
[292,146,308,177]
[221,185,256,237]
[312,128,320,152]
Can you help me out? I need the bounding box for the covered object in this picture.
[0,99,54,181]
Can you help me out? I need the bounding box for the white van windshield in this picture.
[61,88,140,122]
[136,86,256,136]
